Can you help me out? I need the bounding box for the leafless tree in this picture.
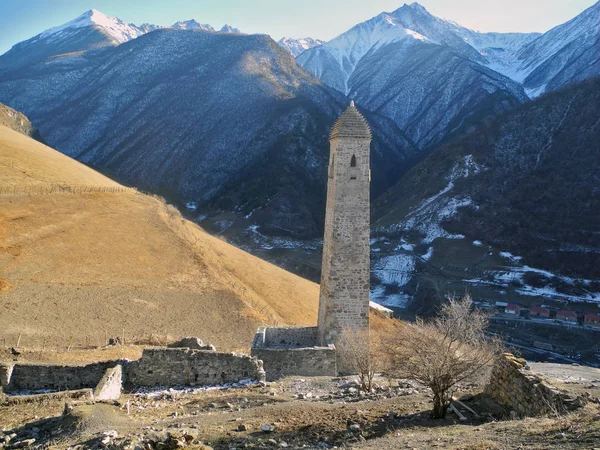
[382,294,501,418]
[337,328,381,392]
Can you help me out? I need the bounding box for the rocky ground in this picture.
[2,373,600,450]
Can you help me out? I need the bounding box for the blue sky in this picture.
[0,0,596,54]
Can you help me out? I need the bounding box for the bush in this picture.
[336,329,382,392]
[382,294,501,418]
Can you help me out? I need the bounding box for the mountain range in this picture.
[0,9,242,71]
[0,2,598,308]
[299,2,600,98]
[0,18,417,240]
[297,2,600,146]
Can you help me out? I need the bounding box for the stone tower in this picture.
[318,101,371,369]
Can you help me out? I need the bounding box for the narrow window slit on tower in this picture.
[329,153,335,178]
[350,155,357,167]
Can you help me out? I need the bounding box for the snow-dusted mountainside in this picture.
[0,10,139,70]
[372,79,600,309]
[514,1,600,97]
[277,37,326,57]
[447,25,541,77]
[0,9,242,72]
[298,0,600,131]
[448,0,600,97]
[0,29,416,240]
[348,39,527,147]
[298,3,527,148]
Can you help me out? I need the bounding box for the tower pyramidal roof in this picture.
[329,100,372,140]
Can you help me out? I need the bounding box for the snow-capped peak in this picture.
[277,37,326,56]
[220,25,241,33]
[39,9,145,44]
[171,20,215,32]
[31,10,242,49]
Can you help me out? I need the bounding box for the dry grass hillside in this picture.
[0,124,329,352]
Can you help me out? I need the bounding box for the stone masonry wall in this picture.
[125,348,265,388]
[318,135,371,373]
[251,326,337,380]
[263,326,319,347]
[252,346,337,381]
[2,361,120,393]
[485,353,586,417]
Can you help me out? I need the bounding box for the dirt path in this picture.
[3,375,599,449]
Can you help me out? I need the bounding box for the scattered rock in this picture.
[107,337,122,346]
[168,337,212,350]
[261,424,275,433]
[11,439,36,448]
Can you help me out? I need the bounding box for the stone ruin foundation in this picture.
[0,338,265,401]
[485,353,587,417]
[250,326,337,381]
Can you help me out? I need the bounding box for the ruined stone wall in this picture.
[94,364,123,400]
[251,326,337,380]
[318,136,371,371]
[485,353,586,417]
[2,361,119,393]
[0,363,13,391]
[252,346,337,381]
[262,326,319,347]
[125,348,265,388]
[2,344,264,396]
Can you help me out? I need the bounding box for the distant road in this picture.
[491,315,600,332]
[529,362,600,382]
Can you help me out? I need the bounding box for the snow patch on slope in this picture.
[464,260,600,303]
[374,253,416,286]
[382,155,481,243]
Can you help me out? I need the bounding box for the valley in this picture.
[0,3,598,362]
[0,2,600,448]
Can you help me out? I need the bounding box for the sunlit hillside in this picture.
[0,124,323,351]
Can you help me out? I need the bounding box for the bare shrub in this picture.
[166,204,182,219]
[337,328,381,392]
[383,294,501,418]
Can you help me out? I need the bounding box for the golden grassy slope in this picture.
[0,124,320,351]
[0,124,119,188]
